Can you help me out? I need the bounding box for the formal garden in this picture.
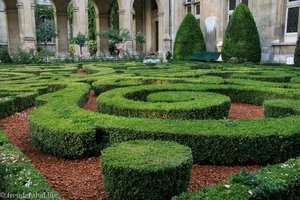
[0,3,299,200]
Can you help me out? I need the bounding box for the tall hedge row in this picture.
[174,13,206,60]
[222,3,261,63]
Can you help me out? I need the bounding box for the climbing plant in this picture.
[88,0,97,41]
[67,3,74,41]
[35,4,54,26]
[109,0,119,30]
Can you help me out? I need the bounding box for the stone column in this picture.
[6,5,20,52]
[161,0,172,53]
[145,0,152,52]
[0,6,8,45]
[72,0,88,56]
[56,11,69,56]
[157,11,164,52]
[17,0,36,51]
[119,8,133,54]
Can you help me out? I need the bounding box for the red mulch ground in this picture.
[229,103,264,120]
[0,90,262,199]
[77,68,88,76]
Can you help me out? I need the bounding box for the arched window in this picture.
[285,0,300,42]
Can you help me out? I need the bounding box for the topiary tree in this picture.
[222,3,261,63]
[174,13,206,60]
[73,32,88,57]
[294,35,300,66]
[135,31,146,54]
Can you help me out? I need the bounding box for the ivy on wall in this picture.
[88,0,97,41]
[35,4,54,26]
[109,0,119,30]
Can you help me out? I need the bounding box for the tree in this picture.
[294,35,300,66]
[73,32,88,58]
[222,3,261,63]
[99,28,131,55]
[135,31,146,54]
[173,13,206,60]
[36,21,57,61]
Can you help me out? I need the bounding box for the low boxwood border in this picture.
[102,140,193,200]
[29,83,300,164]
[0,129,60,199]
[173,158,300,200]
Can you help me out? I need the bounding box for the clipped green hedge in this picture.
[264,99,300,118]
[0,129,60,199]
[222,3,261,62]
[98,88,231,120]
[29,83,300,164]
[102,140,193,200]
[174,13,206,60]
[0,92,37,118]
[173,158,300,200]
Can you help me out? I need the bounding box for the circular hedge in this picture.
[98,88,231,120]
[101,140,193,200]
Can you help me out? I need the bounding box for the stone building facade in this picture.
[0,0,299,63]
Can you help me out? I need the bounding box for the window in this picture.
[285,0,300,42]
[186,5,191,14]
[229,0,236,11]
[195,3,200,16]
[286,6,299,33]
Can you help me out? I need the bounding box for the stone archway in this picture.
[132,0,164,54]
[93,0,120,55]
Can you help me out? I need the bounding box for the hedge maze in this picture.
[0,62,299,199]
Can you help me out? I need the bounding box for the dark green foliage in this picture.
[35,4,54,21]
[30,82,300,163]
[0,130,60,199]
[0,47,12,64]
[173,158,300,200]
[109,0,119,29]
[174,13,206,60]
[88,0,96,41]
[264,99,300,118]
[98,88,231,120]
[222,3,261,63]
[67,3,74,40]
[36,21,57,46]
[74,32,88,56]
[0,92,37,118]
[102,140,193,200]
[294,35,300,66]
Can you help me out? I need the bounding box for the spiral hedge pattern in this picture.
[0,62,299,165]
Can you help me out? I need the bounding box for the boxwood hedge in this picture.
[29,82,300,164]
[102,140,193,200]
[173,158,300,200]
[0,129,60,199]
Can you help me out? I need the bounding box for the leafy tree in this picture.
[135,31,146,54]
[36,21,57,61]
[73,32,88,57]
[294,35,300,66]
[174,13,206,60]
[99,28,130,55]
[222,3,261,63]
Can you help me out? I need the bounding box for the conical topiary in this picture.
[294,35,300,66]
[174,13,206,60]
[222,3,261,63]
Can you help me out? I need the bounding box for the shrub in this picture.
[102,140,193,200]
[174,13,206,60]
[12,49,35,64]
[173,158,300,200]
[0,129,60,199]
[0,47,12,64]
[222,3,261,63]
[294,34,300,66]
[98,88,231,120]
